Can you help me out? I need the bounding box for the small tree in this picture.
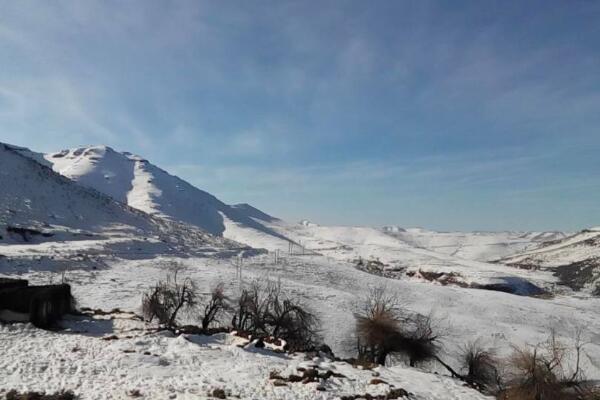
[232,281,271,335]
[142,270,197,329]
[265,281,320,351]
[232,279,320,351]
[201,283,229,330]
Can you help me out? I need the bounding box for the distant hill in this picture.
[499,227,600,294]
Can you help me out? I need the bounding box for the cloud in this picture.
[1,1,599,229]
[0,77,119,150]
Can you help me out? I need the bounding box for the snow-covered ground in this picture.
[501,229,600,268]
[248,220,564,293]
[2,251,600,398]
[500,228,600,294]
[382,227,566,262]
[0,320,489,400]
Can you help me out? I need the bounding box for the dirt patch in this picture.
[6,390,76,400]
[269,367,346,385]
[553,257,600,292]
[340,388,411,399]
[416,270,470,288]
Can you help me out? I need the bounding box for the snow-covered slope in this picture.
[256,220,562,294]
[43,146,290,249]
[3,251,600,399]
[0,321,490,400]
[500,228,600,294]
[383,227,566,262]
[0,143,248,257]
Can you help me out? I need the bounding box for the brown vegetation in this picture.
[498,328,594,400]
[201,283,229,330]
[355,287,441,366]
[232,279,320,351]
[5,390,76,400]
[142,270,197,328]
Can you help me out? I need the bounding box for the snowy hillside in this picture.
[500,228,600,294]
[37,145,567,267]
[0,143,250,258]
[252,220,564,294]
[8,142,574,294]
[382,227,566,262]
[42,145,290,247]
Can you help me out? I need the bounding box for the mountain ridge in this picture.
[37,145,291,248]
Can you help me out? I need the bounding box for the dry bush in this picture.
[232,279,320,351]
[265,281,320,351]
[201,282,229,330]
[142,270,197,328]
[399,312,442,367]
[354,286,442,366]
[232,280,271,335]
[459,341,501,392]
[499,328,590,400]
[6,390,76,400]
[355,286,404,365]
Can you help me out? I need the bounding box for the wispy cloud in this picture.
[0,0,598,230]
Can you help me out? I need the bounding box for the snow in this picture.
[43,145,290,245]
[2,141,600,399]
[0,143,255,259]
[2,252,600,399]
[501,229,600,267]
[498,228,600,293]
[0,321,490,400]
[382,228,566,262]
[251,221,562,291]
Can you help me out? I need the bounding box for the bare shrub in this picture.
[355,286,403,365]
[501,328,590,400]
[201,282,229,330]
[265,281,320,351]
[399,312,441,367]
[6,390,77,400]
[142,270,197,328]
[354,286,442,366]
[232,279,320,351]
[232,280,271,335]
[459,341,501,392]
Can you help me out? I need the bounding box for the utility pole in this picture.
[235,255,243,284]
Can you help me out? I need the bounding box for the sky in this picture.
[0,0,599,231]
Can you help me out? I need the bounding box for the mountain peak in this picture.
[40,145,290,247]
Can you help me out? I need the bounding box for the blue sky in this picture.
[1,1,599,231]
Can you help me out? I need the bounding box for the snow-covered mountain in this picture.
[500,227,600,294]
[0,143,247,256]
[32,145,569,264]
[40,145,290,248]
